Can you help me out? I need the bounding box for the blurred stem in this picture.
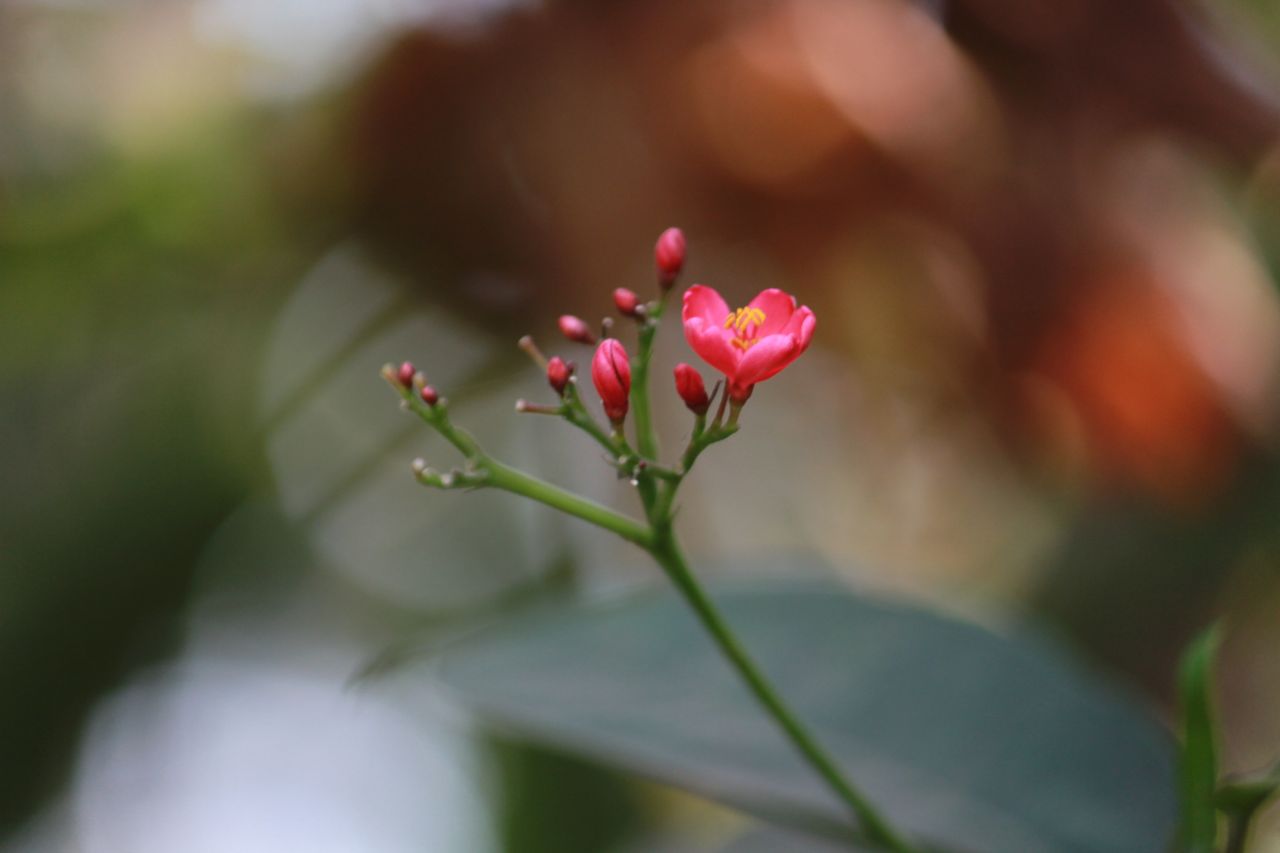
[1216,768,1280,853]
[1224,812,1252,853]
[631,298,666,461]
[644,527,919,853]
[1177,627,1221,853]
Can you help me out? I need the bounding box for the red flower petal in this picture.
[746,288,797,337]
[783,306,817,353]
[735,334,800,386]
[684,316,740,377]
[682,285,730,326]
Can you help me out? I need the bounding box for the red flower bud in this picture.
[613,287,639,317]
[591,338,631,422]
[558,314,596,344]
[420,385,439,406]
[673,363,710,415]
[397,361,416,388]
[655,227,686,284]
[546,356,571,395]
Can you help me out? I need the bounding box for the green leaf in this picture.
[426,575,1176,853]
[1215,764,1280,853]
[1216,771,1280,816]
[1177,626,1221,853]
[720,827,876,852]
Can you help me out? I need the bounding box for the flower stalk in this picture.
[382,229,918,853]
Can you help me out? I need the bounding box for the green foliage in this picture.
[492,739,643,853]
[429,573,1177,853]
[1177,627,1222,853]
[1216,765,1280,853]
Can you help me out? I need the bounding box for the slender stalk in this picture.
[631,319,660,460]
[485,459,652,548]
[562,382,624,457]
[1224,813,1251,853]
[646,530,919,853]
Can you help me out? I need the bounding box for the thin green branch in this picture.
[485,459,652,548]
[647,532,919,853]
[391,372,650,548]
[561,381,623,457]
[387,323,919,852]
[631,319,660,460]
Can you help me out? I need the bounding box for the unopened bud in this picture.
[613,287,639,317]
[591,338,631,423]
[397,361,416,388]
[655,227,686,287]
[547,356,571,395]
[558,314,595,344]
[673,363,710,415]
[420,385,439,406]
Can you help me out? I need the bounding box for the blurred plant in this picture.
[382,228,918,851]
[1177,627,1280,853]
[379,226,1275,853]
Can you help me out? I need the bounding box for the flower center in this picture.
[724,306,766,350]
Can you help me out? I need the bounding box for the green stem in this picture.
[486,459,652,548]
[562,382,623,457]
[646,531,919,853]
[631,319,660,460]
[1224,813,1251,853]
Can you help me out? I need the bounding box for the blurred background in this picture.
[3,0,1280,849]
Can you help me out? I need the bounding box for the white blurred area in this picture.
[0,0,529,176]
[192,0,531,100]
[2,501,499,853]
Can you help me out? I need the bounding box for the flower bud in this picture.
[420,385,439,406]
[558,314,596,344]
[613,287,639,317]
[673,363,710,415]
[655,227,686,286]
[546,356,571,395]
[397,361,416,388]
[591,338,631,422]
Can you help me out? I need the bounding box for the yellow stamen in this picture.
[723,306,766,333]
[724,306,766,350]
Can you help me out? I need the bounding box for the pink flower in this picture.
[681,285,816,402]
[591,338,631,422]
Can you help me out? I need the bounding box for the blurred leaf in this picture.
[1215,764,1280,853]
[492,738,643,853]
[428,574,1177,853]
[1176,626,1221,853]
[720,827,873,852]
[1216,770,1280,815]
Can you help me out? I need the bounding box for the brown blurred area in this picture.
[341,0,1280,503]
[5,0,1280,849]
[327,8,1280,808]
[333,0,1280,659]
